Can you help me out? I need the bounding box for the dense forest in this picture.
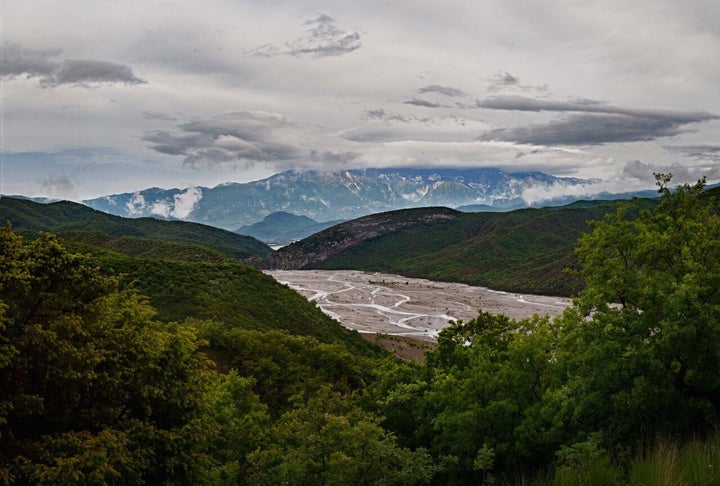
[2,175,720,484]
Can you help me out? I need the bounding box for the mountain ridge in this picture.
[82,167,611,229]
[235,211,344,245]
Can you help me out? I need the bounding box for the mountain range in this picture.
[82,167,617,230]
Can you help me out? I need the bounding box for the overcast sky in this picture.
[2,0,719,200]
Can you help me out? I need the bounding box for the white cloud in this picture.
[172,187,203,218]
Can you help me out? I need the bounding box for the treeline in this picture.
[2,175,720,484]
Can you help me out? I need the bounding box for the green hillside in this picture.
[96,253,379,353]
[0,196,272,260]
[0,196,380,356]
[302,200,657,296]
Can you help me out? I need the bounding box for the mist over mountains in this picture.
[82,167,627,230]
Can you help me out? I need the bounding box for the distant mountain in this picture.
[83,168,603,230]
[0,196,272,261]
[235,211,344,245]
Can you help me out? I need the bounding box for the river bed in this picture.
[265,270,572,340]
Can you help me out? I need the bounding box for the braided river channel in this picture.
[265,270,572,340]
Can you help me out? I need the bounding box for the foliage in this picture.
[92,254,383,356]
[196,323,375,413]
[0,196,272,260]
[308,201,654,296]
[0,228,214,483]
[565,175,720,445]
[370,175,720,483]
[3,174,720,484]
[243,388,438,485]
[0,227,431,484]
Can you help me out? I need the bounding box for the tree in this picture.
[243,387,438,485]
[0,228,214,484]
[565,174,720,444]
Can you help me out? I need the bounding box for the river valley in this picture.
[266,270,572,340]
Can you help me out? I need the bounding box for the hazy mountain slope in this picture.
[235,211,343,244]
[83,167,596,229]
[268,199,658,296]
[0,196,272,260]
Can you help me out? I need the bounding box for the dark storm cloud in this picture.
[246,14,361,58]
[142,112,305,168]
[479,113,714,145]
[477,96,718,145]
[418,84,467,97]
[1,42,145,87]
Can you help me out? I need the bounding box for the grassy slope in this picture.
[0,196,272,260]
[312,200,657,296]
[1,196,382,357]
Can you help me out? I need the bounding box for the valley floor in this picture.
[265,270,572,340]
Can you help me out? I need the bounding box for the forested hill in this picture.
[0,196,272,261]
[0,195,380,356]
[266,199,658,296]
[263,206,461,269]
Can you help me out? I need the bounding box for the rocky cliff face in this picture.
[261,207,460,269]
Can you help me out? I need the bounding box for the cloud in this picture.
[364,108,432,124]
[142,111,306,168]
[143,112,179,121]
[246,14,361,58]
[1,42,145,87]
[309,150,360,165]
[486,71,548,94]
[479,113,708,145]
[487,71,519,90]
[341,114,489,144]
[404,98,440,108]
[126,192,147,216]
[476,95,715,121]
[664,144,720,162]
[39,175,76,199]
[477,96,718,145]
[418,84,467,97]
[172,187,203,218]
[620,159,720,183]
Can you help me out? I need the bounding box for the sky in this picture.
[2,0,719,200]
